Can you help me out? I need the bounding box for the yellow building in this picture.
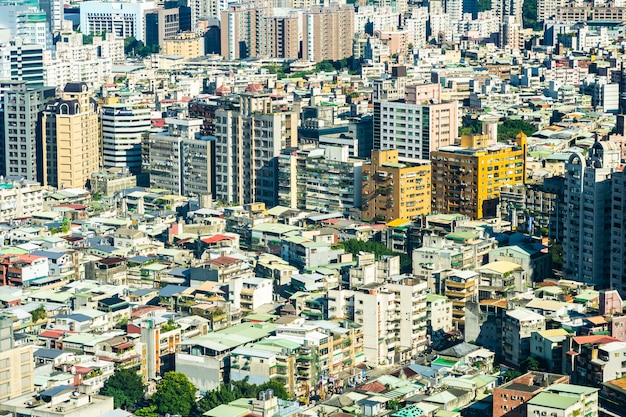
[163,32,203,60]
[43,82,100,189]
[362,149,431,223]
[431,133,527,219]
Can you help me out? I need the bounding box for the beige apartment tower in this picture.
[43,82,100,189]
[302,5,354,62]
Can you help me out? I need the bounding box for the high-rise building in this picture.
[0,39,44,93]
[302,5,354,63]
[42,83,100,189]
[611,168,626,296]
[101,102,151,174]
[563,141,621,289]
[148,116,215,197]
[431,134,527,219]
[38,0,64,32]
[214,93,297,206]
[277,145,363,216]
[537,0,566,22]
[1,81,55,181]
[373,83,458,160]
[361,149,431,223]
[79,1,155,42]
[220,2,267,60]
[144,7,180,50]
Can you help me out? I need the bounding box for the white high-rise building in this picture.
[102,102,151,174]
[404,7,428,49]
[79,1,155,42]
[374,84,458,160]
[563,141,621,289]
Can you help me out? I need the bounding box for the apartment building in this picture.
[162,32,204,59]
[139,318,182,380]
[425,294,453,338]
[0,179,46,223]
[42,83,100,189]
[564,335,626,386]
[563,141,621,289]
[361,149,431,223]
[0,39,44,92]
[1,82,55,181]
[271,320,364,396]
[431,133,527,219]
[527,384,598,417]
[214,93,297,206]
[329,276,428,365]
[444,270,478,330]
[0,316,34,402]
[373,85,458,160]
[502,308,546,367]
[220,2,267,60]
[277,146,363,216]
[148,117,215,197]
[492,372,570,417]
[101,103,151,174]
[302,5,354,62]
[610,169,626,296]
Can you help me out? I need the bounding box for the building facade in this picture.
[101,103,151,174]
[431,134,527,219]
[79,0,155,42]
[361,149,431,223]
[563,141,621,288]
[278,146,363,216]
[148,117,214,197]
[42,82,100,189]
[1,81,55,181]
[214,93,297,206]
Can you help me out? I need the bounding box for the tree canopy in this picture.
[31,305,46,322]
[477,0,491,12]
[101,368,146,409]
[497,119,537,142]
[152,372,196,416]
[197,379,289,414]
[124,37,159,57]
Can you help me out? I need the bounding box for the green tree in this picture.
[550,242,563,271]
[519,356,541,374]
[315,61,334,72]
[503,370,522,382]
[523,0,542,30]
[134,405,158,417]
[477,0,491,11]
[258,380,289,400]
[101,368,146,409]
[31,305,46,322]
[153,372,196,416]
[459,114,483,136]
[498,119,537,142]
